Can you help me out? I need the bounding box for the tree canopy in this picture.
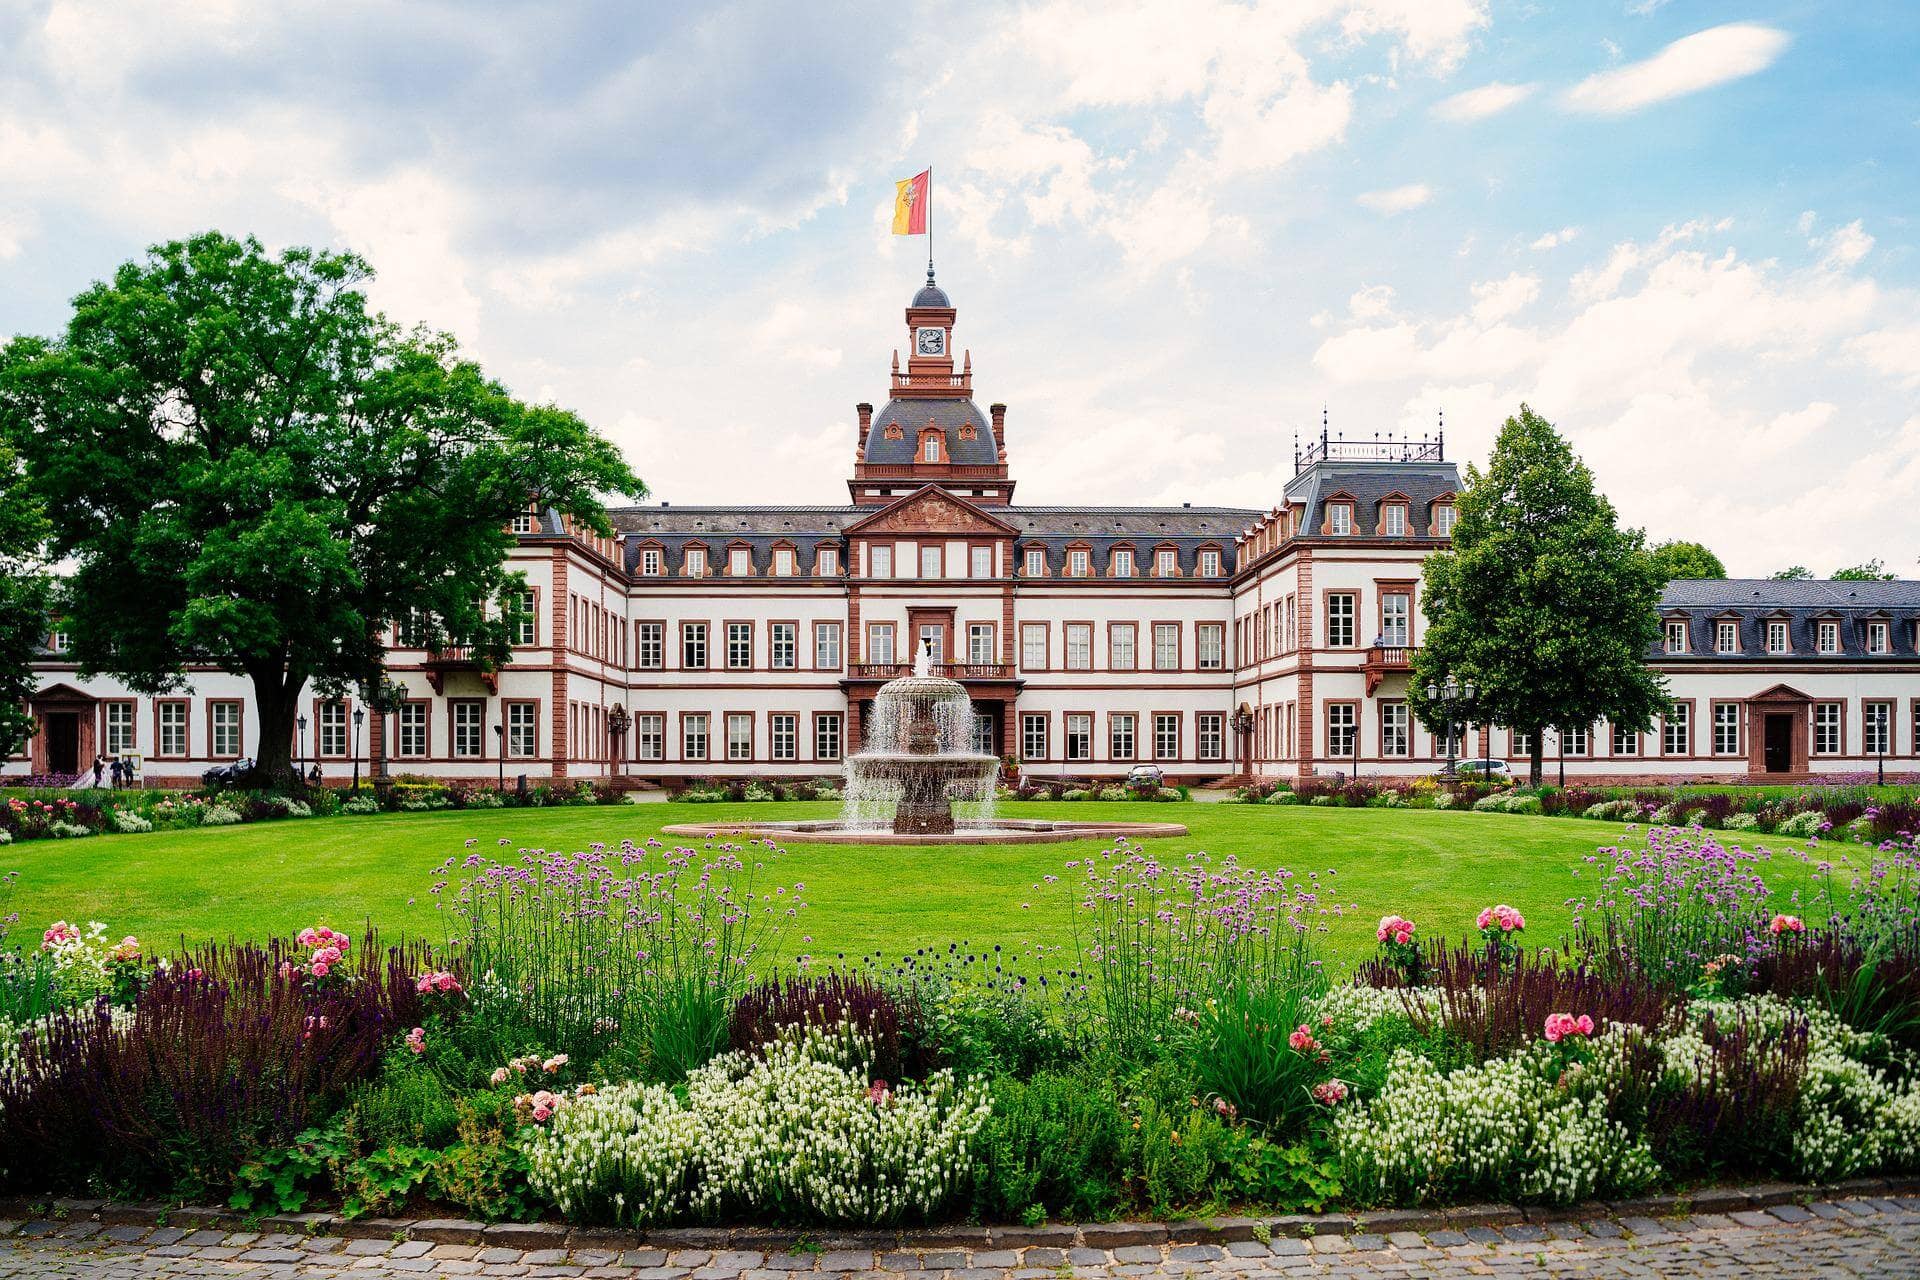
[1771,566,1815,580]
[1,231,642,783]
[0,434,50,759]
[1831,559,1895,581]
[1410,405,1667,785]
[1647,539,1726,582]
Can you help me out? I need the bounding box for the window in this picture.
[770,713,797,761]
[396,702,427,758]
[1712,703,1740,756]
[1384,504,1407,536]
[452,701,485,758]
[1561,724,1589,756]
[210,701,242,758]
[683,713,709,762]
[1200,548,1222,577]
[1109,623,1137,671]
[1068,548,1090,577]
[1326,593,1356,648]
[635,622,664,669]
[1868,622,1890,655]
[1110,713,1136,761]
[727,713,754,761]
[506,591,535,646]
[1022,713,1048,759]
[395,608,429,647]
[105,701,136,755]
[1065,623,1092,670]
[505,701,537,757]
[816,547,839,576]
[682,622,708,669]
[870,544,893,578]
[770,622,797,670]
[1664,620,1689,654]
[1021,623,1048,669]
[919,544,943,578]
[635,713,664,761]
[1382,703,1409,756]
[1663,702,1690,756]
[815,714,843,762]
[1326,703,1356,757]
[1111,548,1134,577]
[1434,505,1456,537]
[1767,620,1789,654]
[1024,547,1046,576]
[685,546,707,576]
[970,546,994,579]
[815,622,842,670]
[511,510,536,534]
[1065,713,1092,761]
[967,623,995,664]
[318,701,347,758]
[728,546,751,576]
[1197,712,1224,760]
[1818,621,1840,654]
[1197,623,1224,670]
[867,623,896,665]
[1154,548,1177,577]
[726,622,753,669]
[1152,623,1179,671]
[970,712,996,755]
[1611,723,1638,755]
[1329,503,1352,535]
[1513,731,1533,758]
[1284,596,1296,648]
[1864,701,1891,755]
[1153,713,1180,760]
[1813,702,1842,755]
[917,624,944,663]
[1381,592,1410,647]
[773,547,795,576]
[1715,620,1739,654]
[640,546,662,576]
[922,436,939,463]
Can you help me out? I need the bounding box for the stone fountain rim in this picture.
[659,818,1191,845]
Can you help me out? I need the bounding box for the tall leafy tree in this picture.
[1831,559,1894,581]
[1771,566,1815,580]
[1411,405,1667,785]
[1,232,641,785]
[0,434,50,759]
[1647,539,1726,581]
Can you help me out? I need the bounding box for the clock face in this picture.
[915,326,946,357]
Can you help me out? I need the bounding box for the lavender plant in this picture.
[1570,827,1778,988]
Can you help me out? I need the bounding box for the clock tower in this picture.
[850,270,1014,505]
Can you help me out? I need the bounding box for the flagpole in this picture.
[927,165,934,278]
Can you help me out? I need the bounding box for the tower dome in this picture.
[911,268,950,308]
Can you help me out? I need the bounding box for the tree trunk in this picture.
[248,668,304,790]
[1529,737,1545,787]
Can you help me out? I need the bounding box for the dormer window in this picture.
[772,547,796,577]
[1664,620,1689,654]
[1024,547,1046,576]
[1068,548,1090,577]
[1155,549,1177,576]
[49,630,69,653]
[1112,548,1135,577]
[728,546,752,576]
[816,547,839,576]
[1329,503,1353,535]
[1433,504,1456,537]
[1766,620,1789,654]
[1199,548,1222,577]
[684,546,708,576]
[1714,621,1739,654]
[640,547,662,576]
[922,437,939,462]
[511,510,537,535]
[1867,621,1890,654]
[1817,620,1840,654]
[1383,504,1407,536]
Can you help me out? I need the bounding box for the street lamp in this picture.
[351,706,366,792]
[493,721,506,793]
[296,714,308,785]
[1425,674,1476,779]
[1232,703,1254,778]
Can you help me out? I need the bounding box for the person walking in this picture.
[91,755,105,788]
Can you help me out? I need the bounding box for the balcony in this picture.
[846,661,1015,682]
[1363,643,1412,695]
[422,644,497,694]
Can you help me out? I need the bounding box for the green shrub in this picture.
[1097,786,1129,802]
[350,1053,464,1149]
[1778,810,1825,838]
[1264,790,1299,805]
[1726,812,1760,831]
[340,795,381,815]
[970,1071,1126,1223]
[463,789,505,809]
[109,809,153,834]
[1188,981,1321,1131]
[50,821,94,839]
[1062,788,1091,801]
[1308,794,1337,807]
[742,782,774,802]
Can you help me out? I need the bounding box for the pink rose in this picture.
[1311,1080,1349,1106]
[1288,1025,1316,1052]
[311,960,330,977]
[490,1067,511,1085]
[1769,914,1804,936]
[405,1027,427,1055]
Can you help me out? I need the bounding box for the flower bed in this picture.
[0,827,1916,1227]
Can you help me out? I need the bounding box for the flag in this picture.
[892,169,930,235]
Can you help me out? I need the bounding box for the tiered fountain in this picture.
[663,643,1188,845]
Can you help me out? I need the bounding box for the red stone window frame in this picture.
[1196,621,1226,671]
[681,542,711,577]
[154,697,192,760]
[1021,545,1049,578]
[813,621,844,672]
[1429,497,1457,538]
[1811,700,1846,756]
[1662,699,1696,757]
[724,710,756,762]
[1375,492,1411,537]
[1108,712,1137,762]
[866,621,898,665]
[1063,620,1095,671]
[1379,700,1410,757]
[768,711,800,762]
[814,544,841,576]
[1019,621,1050,672]
[813,711,844,763]
[634,619,666,670]
[392,699,432,760]
[769,540,799,578]
[1151,543,1181,578]
[101,698,137,757]
[724,620,755,671]
[206,698,245,760]
[915,428,949,465]
[1020,711,1050,762]
[1064,541,1092,578]
[503,698,540,759]
[768,619,800,671]
[1108,543,1138,578]
[725,541,755,578]
[311,698,351,761]
[680,711,711,763]
[1321,492,1358,536]
[964,620,997,665]
[1152,710,1183,762]
[1864,699,1895,756]
[1196,543,1225,577]
[1063,711,1094,763]
[680,620,711,670]
[1107,621,1138,671]
[635,540,665,576]
[1150,620,1182,672]
[1324,699,1360,760]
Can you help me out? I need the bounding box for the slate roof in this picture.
[912,281,952,307]
[1655,579,1920,659]
[1283,459,1460,536]
[864,398,999,466]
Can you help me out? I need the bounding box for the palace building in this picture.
[12,273,1920,787]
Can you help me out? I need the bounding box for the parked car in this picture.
[1125,763,1165,789]
[1442,758,1511,780]
[201,757,255,788]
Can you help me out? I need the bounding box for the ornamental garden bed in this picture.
[0,826,1916,1230]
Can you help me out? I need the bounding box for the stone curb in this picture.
[0,1176,1915,1253]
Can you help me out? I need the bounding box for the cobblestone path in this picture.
[1,1198,1916,1279]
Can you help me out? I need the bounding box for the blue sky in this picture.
[2,0,1916,575]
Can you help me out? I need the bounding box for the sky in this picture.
[1,0,1916,577]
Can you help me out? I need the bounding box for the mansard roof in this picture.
[865,398,998,465]
[1660,579,1920,610]
[1654,578,1920,659]
[1283,459,1460,538]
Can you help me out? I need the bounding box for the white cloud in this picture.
[1849,325,1920,387]
[1469,273,1540,325]
[1349,284,1398,319]
[1433,81,1537,122]
[1530,226,1581,251]
[1814,219,1874,271]
[1561,23,1791,115]
[1357,183,1434,214]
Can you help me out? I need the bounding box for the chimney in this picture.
[855,403,872,462]
[990,402,1007,441]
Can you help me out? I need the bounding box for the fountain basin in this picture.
[661,817,1190,845]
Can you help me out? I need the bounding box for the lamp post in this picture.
[351,706,365,792]
[607,704,630,787]
[1874,702,1888,786]
[493,721,506,793]
[296,713,308,786]
[1232,703,1254,779]
[1426,674,1476,780]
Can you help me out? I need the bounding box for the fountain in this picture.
[662,641,1189,845]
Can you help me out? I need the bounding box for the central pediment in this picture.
[845,485,1018,537]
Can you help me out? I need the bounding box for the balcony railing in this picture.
[847,661,1014,681]
[1362,643,1412,694]
[423,644,497,694]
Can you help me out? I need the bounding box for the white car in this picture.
[1125,764,1165,788]
[1446,758,1512,780]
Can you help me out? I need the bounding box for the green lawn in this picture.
[0,801,1830,971]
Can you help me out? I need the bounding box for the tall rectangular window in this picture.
[684,546,707,576]
[1021,713,1048,760]
[868,623,895,664]
[396,702,427,758]
[1665,620,1689,654]
[1111,548,1135,577]
[1712,703,1740,756]
[635,713,664,760]
[1611,723,1638,755]
[919,544,943,578]
[1561,724,1589,756]
[1326,594,1356,647]
[1767,620,1789,653]
[1110,713,1136,761]
[1065,623,1092,670]
[1197,623,1224,670]
[1663,702,1690,756]
[1109,623,1136,671]
[318,701,347,758]
[1069,548,1090,577]
[870,544,893,578]
[967,622,995,664]
[513,591,537,645]
[682,713,709,762]
[1329,504,1352,535]
[917,624,944,662]
[1715,621,1739,654]
[1381,703,1409,756]
[727,713,754,761]
[1384,504,1407,536]
[1382,593,1410,647]
[105,701,135,755]
[1154,713,1180,760]
[772,547,795,576]
[682,622,708,670]
[728,546,751,576]
[1200,549,1221,577]
[1155,548,1177,576]
[1153,623,1179,671]
[1065,713,1092,761]
[640,546,662,576]
[816,547,839,576]
[970,546,994,579]
[770,713,797,761]
[1434,505,1456,537]
[1024,547,1045,576]
[815,622,842,670]
[1021,622,1047,669]
[451,700,484,758]
[1818,621,1840,654]
[506,701,537,757]
[1868,622,1890,655]
[636,622,664,669]
[726,622,753,669]
[1813,702,1842,754]
[815,713,843,762]
[770,622,797,670]
[210,700,242,758]
[1864,701,1891,755]
[1284,596,1295,649]
[1326,703,1356,757]
[1197,712,1224,760]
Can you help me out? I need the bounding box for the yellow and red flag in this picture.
[891,169,930,235]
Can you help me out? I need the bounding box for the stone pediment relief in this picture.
[848,486,1017,537]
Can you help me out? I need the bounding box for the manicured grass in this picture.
[0,801,1832,971]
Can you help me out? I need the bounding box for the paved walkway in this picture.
[1,1198,1917,1278]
